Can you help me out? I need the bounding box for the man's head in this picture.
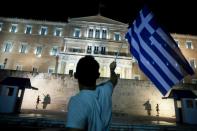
[74,55,100,89]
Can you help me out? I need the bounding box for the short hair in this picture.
[74,55,100,87]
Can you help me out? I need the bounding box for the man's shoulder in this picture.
[97,81,113,88]
[96,81,113,93]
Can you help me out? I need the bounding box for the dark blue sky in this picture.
[1,0,197,35]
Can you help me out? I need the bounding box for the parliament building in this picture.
[0,15,197,83]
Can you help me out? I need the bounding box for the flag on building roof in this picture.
[125,5,194,96]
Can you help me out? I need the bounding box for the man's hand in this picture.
[110,61,118,87]
[110,61,116,72]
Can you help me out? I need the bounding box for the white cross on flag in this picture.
[125,5,194,96]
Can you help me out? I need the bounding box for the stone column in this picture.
[55,56,59,74]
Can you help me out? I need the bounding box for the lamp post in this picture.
[3,58,8,69]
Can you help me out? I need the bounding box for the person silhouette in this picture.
[42,94,51,109]
[36,95,41,109]
[143,100,152,116]
[156,104,159,116]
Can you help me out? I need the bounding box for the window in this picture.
[18,89,22,97]
[48,68,55,73]
[74,28,80,38]
[133,75,140,80]
[95,29,100,38]
[39,26,48,35]
[69,47,81,53]
[25,25,32,34]
[177,101,182,108]
[50,47,58,56]
[186,41,193,49]
[69,70,73,77]
[102,29,107,39]
[88,28,93,38]
[114,33,121,41]
[16,65,22,70]
[0,23,3,31]
[196,101,197,109]
[101,47,106,54]
[186,100,194,108]
[189,59,196,68]
[0,64,4,69]
[35,46,42,56]
[174,39,180,47]
[19,44,27,53]
[4,41,12,52]
[94,46,99,54]
[6,87,14,96]
[10,24,18,33]
[87,45,92,54]
[54,28,62,37]
[32,67,38,72]
[192,79,197,84]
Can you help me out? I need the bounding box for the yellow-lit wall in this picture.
[19,73,176,117]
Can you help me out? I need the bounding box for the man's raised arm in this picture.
[109,61,118,87]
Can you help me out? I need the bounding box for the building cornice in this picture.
[171,33,197,39]
[0,17,67,26]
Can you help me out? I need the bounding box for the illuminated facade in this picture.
[0,16,197,83]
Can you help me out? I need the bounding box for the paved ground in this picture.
[0,109,196,131]
[20,109,177,125]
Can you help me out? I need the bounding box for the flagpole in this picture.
[115,42,124,62]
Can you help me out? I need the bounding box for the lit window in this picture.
[35,46,42,56]
[25,25,32,34]
[16,65,22,70]
[54,27,62,37]
[10,24,18,33]
[114,33,121,41]
[0,23,3,31]
[87,45,92,54]
[73,28,80,38]
[189,59,196,68]
[102,29,107,39]
[174,39,180,47]
[88,28,93,38]
[186,41,193,49]
[18,89,22,97]
[4,41,12,52]
[95,29,100,39]
[39,26,48,35]
[19,44,27,53]
[50,47,58,56]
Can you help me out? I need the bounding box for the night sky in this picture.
[1,0,197,35]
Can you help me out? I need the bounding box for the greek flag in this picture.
[125,6,194,96]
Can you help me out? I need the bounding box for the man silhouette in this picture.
[66,55,118,131]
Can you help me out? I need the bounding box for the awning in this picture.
[163,89,197,100]
[0,77,38,90]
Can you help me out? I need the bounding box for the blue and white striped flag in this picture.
[125,6,194,96]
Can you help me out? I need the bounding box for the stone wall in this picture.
[2,70,195,117]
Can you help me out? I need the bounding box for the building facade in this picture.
[0,15,196,83]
